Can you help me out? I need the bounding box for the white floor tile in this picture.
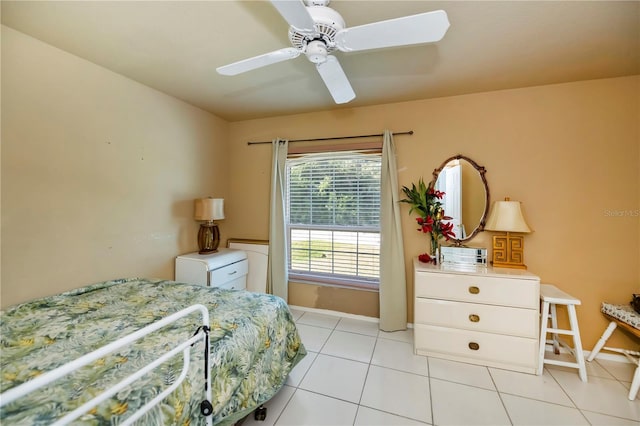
[378,328,413,343]
[288,308,304,321]
[320,330,376,363]
[241,385,295,426]
[581,409,640,425]
[619,380,640,400]
[595,358,637,382]
[275,389,357,426]
[371,338,428,376]
[544,352,614,379]
[429,357,495,390]
[336,317,380,336]
[296,312,340,329]
[299,354,369,403]
[489,367,574,406]
[296,324,332,352]
[360,365,431,423]
[282,309,640,426]
[286,351,317,387]
[354,406,428,426]
[501,393,589,425]
[430,378,510,426]
[547,369,640,421]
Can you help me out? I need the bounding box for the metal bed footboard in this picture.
[0,304,213,426]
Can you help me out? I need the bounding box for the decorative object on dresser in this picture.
[400,178,455,264]
[175,249,248,290]
[440,245,487,266]
[194,197,225,254]
[413,259,541,374]
[484,197,531,269]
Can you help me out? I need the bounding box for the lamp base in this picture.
[198,221,220,254]
[491,233,527,269]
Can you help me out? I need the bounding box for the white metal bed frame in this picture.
[0,304,214,426]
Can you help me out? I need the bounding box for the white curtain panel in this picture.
[267,138,289,301]
[379,130,407,331]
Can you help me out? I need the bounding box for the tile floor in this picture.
[243,309,640,426]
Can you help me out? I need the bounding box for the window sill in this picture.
[288,274,379,292]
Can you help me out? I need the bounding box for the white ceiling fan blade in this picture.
[335,10,450,52]
[316,55,355,104]
[216,48,301,76]
[270,0,316,34]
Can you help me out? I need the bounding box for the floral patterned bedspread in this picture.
[0,278,306,425]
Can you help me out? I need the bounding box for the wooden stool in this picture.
[587,303,640,400]
[538,284,587,382]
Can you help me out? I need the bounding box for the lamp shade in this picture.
[485,199,531,233]
[194,198,225,221]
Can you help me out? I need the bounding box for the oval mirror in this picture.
[431,155,489,245]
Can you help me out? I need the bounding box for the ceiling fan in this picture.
[216,0,450,104]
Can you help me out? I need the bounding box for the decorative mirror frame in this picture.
[431,154,490,245]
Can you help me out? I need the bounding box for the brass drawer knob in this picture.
[468,286,480,294]
[468,342,480,350]
[469,314,480,322]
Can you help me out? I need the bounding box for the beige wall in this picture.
[227,76,640,350]
[2,25,638,351]
[1,26,229,307]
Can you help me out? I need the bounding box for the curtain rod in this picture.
[247,130,413,145]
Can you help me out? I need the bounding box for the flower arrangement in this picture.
[400,178,456,263]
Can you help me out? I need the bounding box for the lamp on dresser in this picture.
[194,197,224,254]
[484,197,531,269]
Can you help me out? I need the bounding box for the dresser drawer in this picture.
[414,324,538,369]
[209,259,248,288]
[414,298,539,338]
[415,271,539,308]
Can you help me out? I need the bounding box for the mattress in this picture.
[0,278,306,425]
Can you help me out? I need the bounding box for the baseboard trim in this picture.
[544,344,632,364]
[288,304,379,323]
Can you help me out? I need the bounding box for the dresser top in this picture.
[413,258,540,280]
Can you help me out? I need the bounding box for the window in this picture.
[286,151,381,289]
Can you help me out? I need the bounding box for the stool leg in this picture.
[629,363,640,401]
[550,303,560,355]
[567,305,587,382]
[586,321,617,362]
[538,301,550,375]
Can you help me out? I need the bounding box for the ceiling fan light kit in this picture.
[216,0,450,104]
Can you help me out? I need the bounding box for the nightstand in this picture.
[175,249,248,290]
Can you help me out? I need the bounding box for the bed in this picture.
[0,277,306,425]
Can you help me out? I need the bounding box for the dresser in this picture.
[175,249,248,290]
[413,259,541,374]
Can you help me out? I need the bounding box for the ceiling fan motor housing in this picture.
[305,40,328,63]
[288,5,345,54]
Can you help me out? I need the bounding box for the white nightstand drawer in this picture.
[414,324,538,369]
[415,272,538,309]
[209,259,248,288]
[216,276,246,291]
[414,298,539,338]
[176,249,248,289]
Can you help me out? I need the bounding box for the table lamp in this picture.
[484,197,531,269]
[194,197,224,254]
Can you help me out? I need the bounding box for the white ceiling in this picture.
[2,1,639,122]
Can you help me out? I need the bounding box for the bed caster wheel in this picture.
[200,400,213,416]
[254,405,267,421]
